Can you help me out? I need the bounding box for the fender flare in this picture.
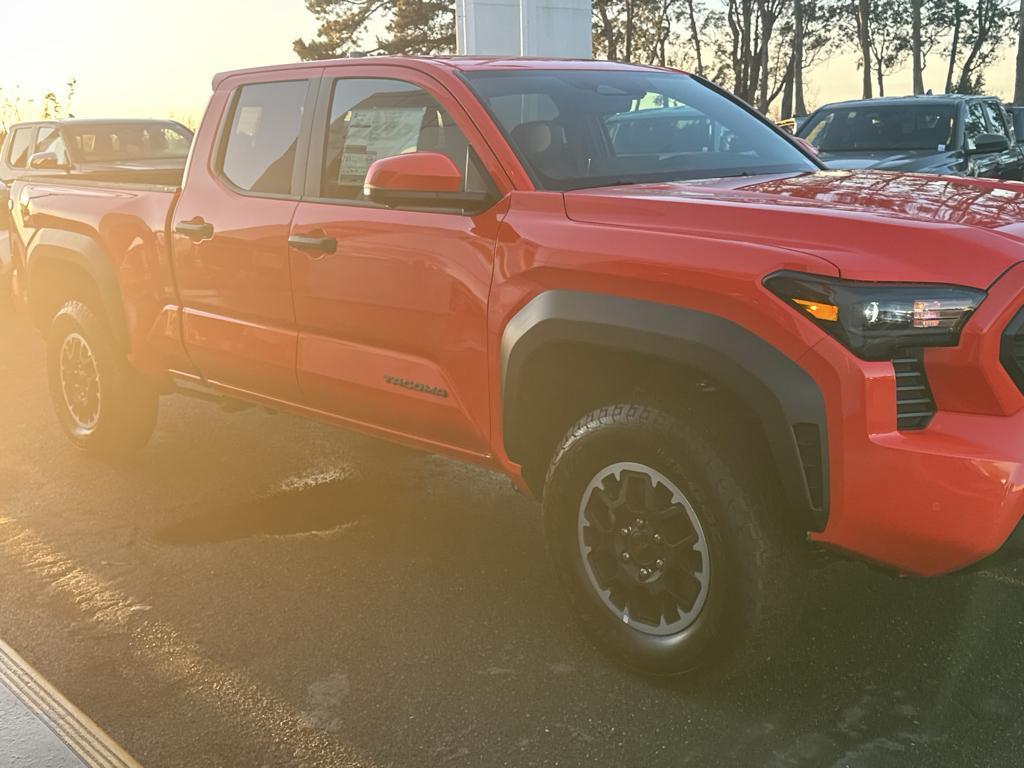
[499,290,829,531]
[26,228,129,351]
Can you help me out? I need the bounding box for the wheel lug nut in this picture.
[655,559,664,569]
[621,552,631,562]
[639,567,651,579]
[634,518,645,528]
[620,527,630,537]
[653,534,662,544]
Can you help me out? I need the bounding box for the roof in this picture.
[212,55,675,89]
[814,94,995,111]
[6,118,188,129]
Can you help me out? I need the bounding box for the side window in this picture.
[803,112,835,149]
[35,127,67,163]
[221,80,309,196]
[964,102,988,149]
[982,101,1009,139]
[8,128,34,168]
[320,78,491,202]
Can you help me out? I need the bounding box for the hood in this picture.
[564,170,1024,288]
[817,149,960,173]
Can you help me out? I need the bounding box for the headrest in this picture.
[511,121,562,155]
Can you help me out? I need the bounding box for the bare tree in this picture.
[866,0,912,96]
[1015,0,1024,104]
[294,0,455,59]
[856,0,873,98]
[593,0,683,64]
[912,0,925,92]
[943,0,1015,93]
[793,0,807,113]
[683,0,707,74]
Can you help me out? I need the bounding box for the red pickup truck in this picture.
[8,57,1024,682]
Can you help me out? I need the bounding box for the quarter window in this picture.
[8,128,34,168]
[320,78,490,202]
[221,80,309,195]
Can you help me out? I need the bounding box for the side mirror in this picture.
[968,133,1010,154]
[364,152,493,211]
[28,151,68,171]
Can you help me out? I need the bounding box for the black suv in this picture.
[797,95,1024,180]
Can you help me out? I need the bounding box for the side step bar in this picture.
[173,378,267,414]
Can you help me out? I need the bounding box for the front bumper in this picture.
[804,261,1024,576]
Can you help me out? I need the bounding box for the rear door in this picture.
[170,68,320,401]
[288,66,512,455]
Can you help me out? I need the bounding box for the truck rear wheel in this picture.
[542,403,806,683]
[47,300,158,459]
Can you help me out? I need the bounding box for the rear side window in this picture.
[221,80,309,195]
[320,78,491,202]
[7,128,34,168]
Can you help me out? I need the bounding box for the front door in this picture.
[171,71,319,401]
[289,68,511,455]
[981,100,1024,181]
[965,99,1004,180]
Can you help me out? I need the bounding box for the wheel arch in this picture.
[500,290,829,532]
[26,228,129,351]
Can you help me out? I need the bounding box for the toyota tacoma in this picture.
[8,57,1024,682]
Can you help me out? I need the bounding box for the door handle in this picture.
[175,219,214,241]
[288,233,337,255]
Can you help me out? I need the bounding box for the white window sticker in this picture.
[236,106,263,138]
[337,106,427,185]
[937,144,946,152]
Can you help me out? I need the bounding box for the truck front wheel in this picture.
[542,403,807,683]
[47,300,158,459]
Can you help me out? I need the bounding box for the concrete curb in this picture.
[0,639,142,768]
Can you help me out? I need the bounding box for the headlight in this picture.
[764,271,985,360]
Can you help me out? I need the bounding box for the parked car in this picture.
[0,118,193,187]
[8,58,1024,683]
[797,94,1024,180]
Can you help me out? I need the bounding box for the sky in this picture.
[0,0,1016,126]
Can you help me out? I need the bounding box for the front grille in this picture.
[999,307,1024,394]
[893,350,936,430]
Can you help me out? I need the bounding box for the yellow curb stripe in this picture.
[0,638,142,768]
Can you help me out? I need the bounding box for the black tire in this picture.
[47,300,158,459]
[542,403,807,684]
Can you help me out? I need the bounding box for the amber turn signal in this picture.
[793,298,839,322]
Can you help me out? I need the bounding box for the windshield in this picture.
[463,69,816,191]
[64,122,194,163]
[800,104,958,153]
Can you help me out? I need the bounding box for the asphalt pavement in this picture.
[2,309,1024,768]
